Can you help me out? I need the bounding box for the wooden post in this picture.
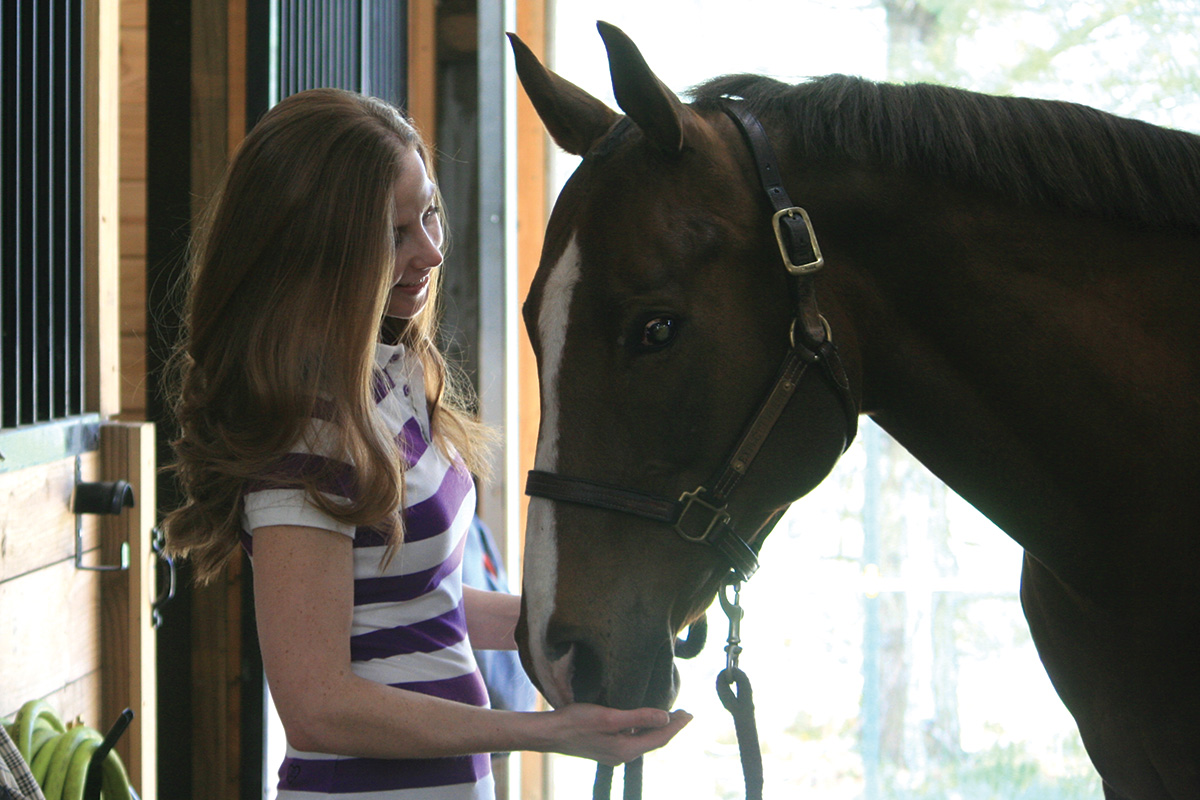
[99,422,158,799]
[85,0,121,417]
[407,0,438,144]
[515,2,549,799]
[188,1,247,796]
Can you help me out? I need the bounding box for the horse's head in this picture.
[511,23,858,711]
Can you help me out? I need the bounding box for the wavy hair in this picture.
[164,88,492,584]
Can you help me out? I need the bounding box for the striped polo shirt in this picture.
[243,340,494,800]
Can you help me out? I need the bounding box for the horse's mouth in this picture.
[535,634,680,711]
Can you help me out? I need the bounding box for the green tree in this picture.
[854,1,1193,797]
[876,0,1200,131]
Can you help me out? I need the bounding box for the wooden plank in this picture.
[227,0,247,150]
[86,0,122,417]
[38,671,104,730]
[515,0,547,555]
[191,0,230,208]
[407,0,438,145]
[515,2,550,799]
[191,559,244,800]
[119,334,148,419]
[120,180,147,261]
[119,25,147,183]
[120,0,147,28]
[0,560,101,715]
[119,251,147,332]
[119,0,148,429]
[0,454,100,583]
[99,422,157,800]
[187,6,245,797]
[1,672,104,734]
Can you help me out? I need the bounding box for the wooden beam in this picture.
[86,0,122,416]
[515,3,549,799]
[188,3,245,798]
[407,0,438,146]
[99,422,158,800]
[227,0,247,149]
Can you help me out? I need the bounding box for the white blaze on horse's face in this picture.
[523,233,582,708]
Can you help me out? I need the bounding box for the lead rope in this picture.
[590,575,763,800]
[716,575,763,800]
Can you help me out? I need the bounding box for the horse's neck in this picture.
[823,182,1200,590]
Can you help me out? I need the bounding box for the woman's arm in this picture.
[462,585,520,650]
[252,524,690,764]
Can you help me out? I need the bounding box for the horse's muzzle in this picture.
[534,620,680,711]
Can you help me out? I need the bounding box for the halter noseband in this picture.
[525,102,859,582]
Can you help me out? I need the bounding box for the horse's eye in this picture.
[640,317,676,349]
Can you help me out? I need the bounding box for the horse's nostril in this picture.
[546,639,572,663]
[570,639,604,704]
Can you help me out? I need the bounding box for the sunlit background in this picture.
[541,1,1199,798]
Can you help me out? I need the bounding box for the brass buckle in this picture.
[772,207,824,275]
[675,489,731,544]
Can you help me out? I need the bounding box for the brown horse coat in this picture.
[511,23,1200,800]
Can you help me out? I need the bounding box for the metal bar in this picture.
[0,412,101,473]
[18,1,33,425]
[358,0,367,95]
[70,0,84,416]
[48,0,62,420]
[36,0,50,424]
[1,0,9,428]
[475,0,520,547]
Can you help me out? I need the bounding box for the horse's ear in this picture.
[597,21,685,155]
[508,32,619,156]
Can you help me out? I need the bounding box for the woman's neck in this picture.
[379,316,407,345]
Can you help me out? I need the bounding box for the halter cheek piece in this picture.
[525,102,859,583]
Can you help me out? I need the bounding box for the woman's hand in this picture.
[539,704,693,766]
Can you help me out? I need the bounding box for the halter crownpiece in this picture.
[722,100,824,275]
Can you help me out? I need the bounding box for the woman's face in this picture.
[385,147,444,320]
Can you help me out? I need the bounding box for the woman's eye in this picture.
[639,317,677,349]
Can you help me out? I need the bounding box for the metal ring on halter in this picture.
[789,313,833,349]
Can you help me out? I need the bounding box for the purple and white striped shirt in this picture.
[243,341,494,799]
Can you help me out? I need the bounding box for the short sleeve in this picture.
[242,417,358,539]
[242,488,357,538]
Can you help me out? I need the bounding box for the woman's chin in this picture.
[385,288,428,320]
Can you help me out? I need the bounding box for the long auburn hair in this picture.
[164,88,491,584]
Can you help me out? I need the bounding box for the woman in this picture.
[164,88,690,798]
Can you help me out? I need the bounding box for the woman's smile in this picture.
[393,273,430,293]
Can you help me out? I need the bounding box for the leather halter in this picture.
[525,102,859,582]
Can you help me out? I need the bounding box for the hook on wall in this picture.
[72,456,133,571]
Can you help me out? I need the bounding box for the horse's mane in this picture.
[690,74,1200,233]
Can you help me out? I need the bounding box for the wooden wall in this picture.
[0,455,104,727]
[1,1,156,796]
[0,428,158,800]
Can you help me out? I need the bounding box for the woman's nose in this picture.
[423,238,444,269]
[418,225,444,268]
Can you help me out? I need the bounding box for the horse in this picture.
[507,22,1200,800]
